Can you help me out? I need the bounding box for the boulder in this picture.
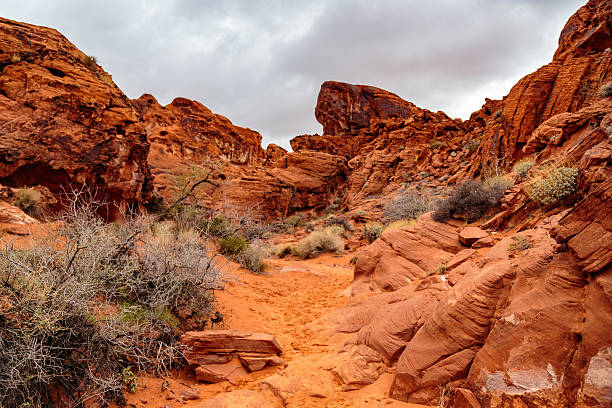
[453,388,481,408]
[459,227,489,247]
[194,358,247,384]
[0,201,38,225]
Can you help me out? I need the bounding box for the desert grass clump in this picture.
[277,244,295,258]
[599,81,612,98]
[383,193,431,222]
[293,228,344,259]
[0,195,222,407]
[528,166,578,205]
[14,187,43,218]
[513,159,535,179]
[285,214,305,228]
[432,179,506,223]
[324,216,355,232]
[384,219,417,232]
[362,221,384,243]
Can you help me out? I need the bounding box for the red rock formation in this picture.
[132,94,265,202]
[0,18,152,209]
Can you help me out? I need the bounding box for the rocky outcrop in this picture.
[181,330,284,384]
[0,18,152,210]
[133,94,265,202]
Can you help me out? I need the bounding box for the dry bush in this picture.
[236,240,274,274]
[0,192,222,407]
[384,193,431,222]
[277,244,294,258]
[433,179,505,223]
[14,188,43,218]
[324,216,355,232]
[384,219,417,232]
[362,221,383,243]
[513,159,535,178]
[293,228,344,259]
[484,175,514,197]
[464,139,480,153]
[528,166,578,205]
[599,81,612,98]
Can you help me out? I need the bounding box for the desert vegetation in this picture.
[384,193,431,222]
[0,194,223,407]
[433,179,507,222]
[599,81,612,98]
[528,166,578,205]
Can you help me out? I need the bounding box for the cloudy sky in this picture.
[1,0,584,149]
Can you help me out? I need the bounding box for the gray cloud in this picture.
[0,0,584,148]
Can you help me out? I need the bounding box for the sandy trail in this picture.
[125,253,429,408]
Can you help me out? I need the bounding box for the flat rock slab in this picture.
[195,358,247,384]
[181,330,282,365]
[459,227,489,247]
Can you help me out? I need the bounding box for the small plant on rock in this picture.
[528,166,578,205]
[484,175,514,197]
[362,221,384,243]
[464,139,480,153]
[599,81,612,98]
[508,236,531,252]
[513,159,535,179]
[14,188,43,218]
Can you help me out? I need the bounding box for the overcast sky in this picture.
[1,0,584,149]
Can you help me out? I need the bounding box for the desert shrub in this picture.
[432,179,505,223]
[363,221,383,243]
[0,199,221,407]
[242,220,270,241]
[324,216,355,232]
[277,244,294,258]
[513,159,535,178]
[599,81,612,98]
[285,214,305,228]
[464,139,480,153]
[218,234,249,255]
[431,139,443,150]
[304,222,315,233]
[99,72,114,86]
[528,166,578,205]
[83,55,98,70]
[10,53,20,63]
[384,193,430,222]
[236,241,272,274]
[14,188,43,218]
[384,219,417,231]
[293,229,344,259]
[484,176,514,197]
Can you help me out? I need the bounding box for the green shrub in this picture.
[293,229,344,259]
[513,160,535,178]
[324,216,355,232]
[219,235,249,255]
[599,82,612,98]
[324,203,339,214]
[14,188,43,218]
[363,221,383,243]
[384,193,430,222]
[528,166,578,205]
[433,179,506,223]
